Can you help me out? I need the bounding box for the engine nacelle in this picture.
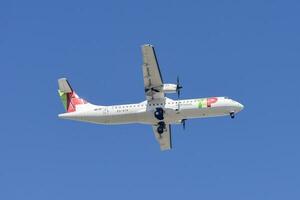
[163,84,177,93]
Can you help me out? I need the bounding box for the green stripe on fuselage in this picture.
[197,99,207,109]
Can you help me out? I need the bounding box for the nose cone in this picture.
[236,102,244,112]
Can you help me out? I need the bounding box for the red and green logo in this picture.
[58,90,87,112]
[198,97,218,108]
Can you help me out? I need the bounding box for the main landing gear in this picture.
[230,112,235,119]
[154,107,164,120]
[154,108,166,136]
[157,121,166,135]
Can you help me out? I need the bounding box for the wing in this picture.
[141,44,165,101]
[152,124,172,151]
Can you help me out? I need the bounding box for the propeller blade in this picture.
[176,76,183,99]
[182,119,186,130]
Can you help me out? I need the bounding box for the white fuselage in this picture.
[59,97,244,125]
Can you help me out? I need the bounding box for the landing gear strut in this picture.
[157,121,166,135]
[230,112,235,119]
[154,107,164,120]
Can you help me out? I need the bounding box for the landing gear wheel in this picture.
[157,126,164,134]
[154,111,161,117]
[157,121,166,135]
[154,107,164,120]
[230,112,235,119]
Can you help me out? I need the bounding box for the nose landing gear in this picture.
[230,112,235,119]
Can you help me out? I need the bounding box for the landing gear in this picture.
[157,121,166,135]
[157,126,164,134]
[181,119,187,130]
[154,108,166,136]
[230,112,235,119]
[154,107,164,120]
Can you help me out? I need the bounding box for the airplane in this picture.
[58,44,244,151]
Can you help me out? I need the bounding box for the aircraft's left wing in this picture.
[152,124,172,151]
[142,44,165,101]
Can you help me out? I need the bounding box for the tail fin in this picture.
[58,78,88,112]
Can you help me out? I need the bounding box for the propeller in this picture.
[176,76,183,98]
[181,119,187,130]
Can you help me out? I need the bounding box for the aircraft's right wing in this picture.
[152,124,172,151]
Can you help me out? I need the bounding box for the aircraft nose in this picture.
[237,102,244,111]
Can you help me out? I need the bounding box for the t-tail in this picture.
[58,78,89,113]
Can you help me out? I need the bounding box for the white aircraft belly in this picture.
[107,112,149,124]
[59,104,234,125]
[179,107,228,119]
[162,106,229,123]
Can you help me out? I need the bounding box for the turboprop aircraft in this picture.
[58,44,244,151]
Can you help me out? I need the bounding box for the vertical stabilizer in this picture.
[58,78,88,112]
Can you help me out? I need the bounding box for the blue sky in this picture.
[1,0,300,199]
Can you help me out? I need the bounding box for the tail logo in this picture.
[58,90,87,112]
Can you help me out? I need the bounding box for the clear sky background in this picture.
[1,0,300,199]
